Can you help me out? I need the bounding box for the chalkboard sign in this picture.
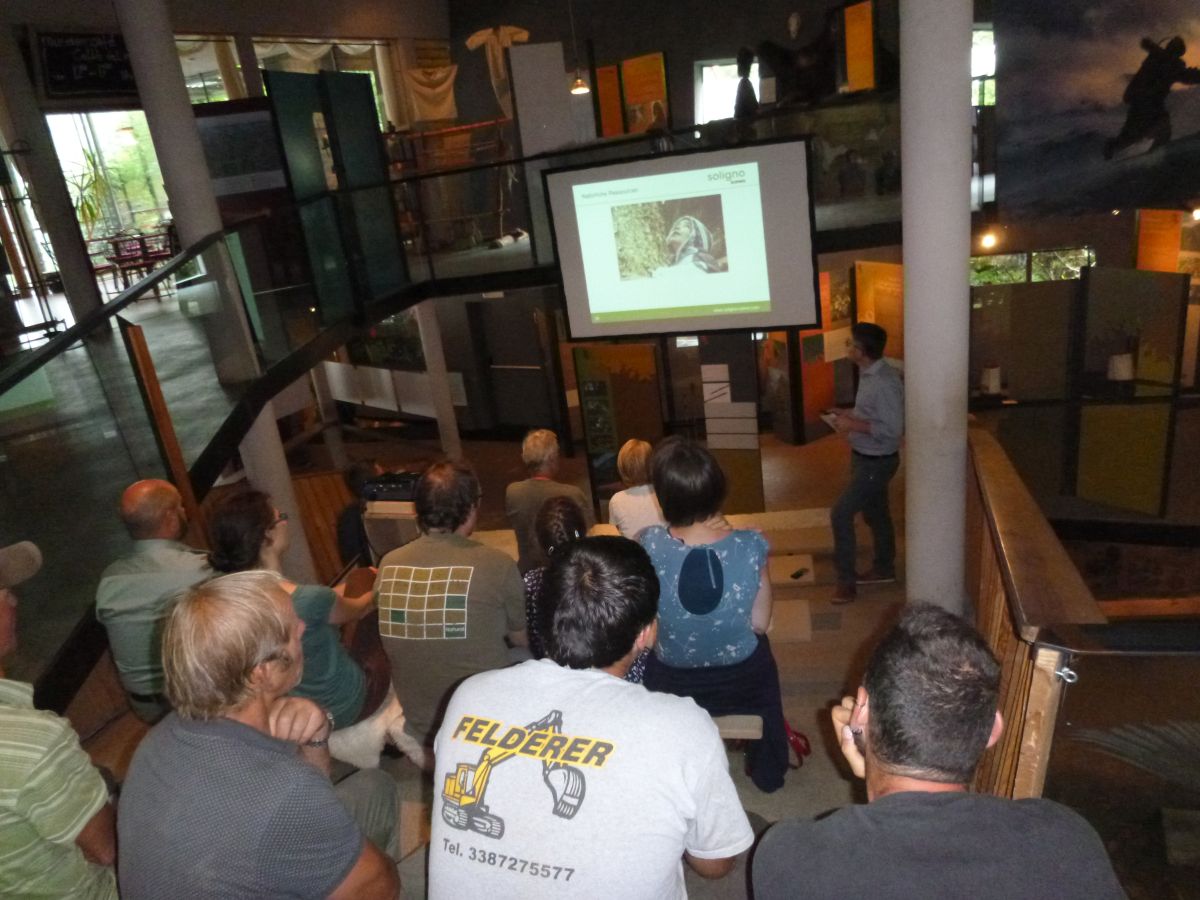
[38,33,137,99]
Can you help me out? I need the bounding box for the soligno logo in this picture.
[707,169,746,183]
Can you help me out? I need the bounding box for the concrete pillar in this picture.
[241,401,318,583]
[113,0,316,578]
[233,34,265,98]
[414,300,463,461]
[214,39,247,100]
[901,0,973,615]
[310,363,350,472]
[0,27,104,321]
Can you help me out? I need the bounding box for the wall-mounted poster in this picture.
[595,65,624,137]
[997,3,1200,215]
[620,52,668,134]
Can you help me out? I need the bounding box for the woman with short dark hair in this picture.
[207,489,392,738]
[639,437,804,791]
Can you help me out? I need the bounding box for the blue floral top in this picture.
[639,525,768,668]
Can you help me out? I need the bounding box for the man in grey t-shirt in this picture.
[753,605,1123,899]
[119,572,399,900]
[375,461,527,751]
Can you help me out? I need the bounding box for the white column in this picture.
[241,401,318,583]
[113,0,316,578]
[415,300,463,461]
[0,27,104,321]
[901,0,973,615]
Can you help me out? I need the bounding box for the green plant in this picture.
[64,149,113,239]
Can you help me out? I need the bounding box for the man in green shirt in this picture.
[95,480,210,721]
[1,541,118,899]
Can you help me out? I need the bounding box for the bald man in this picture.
[96,480,210,722]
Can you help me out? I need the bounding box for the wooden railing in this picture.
[966,428,1107,799]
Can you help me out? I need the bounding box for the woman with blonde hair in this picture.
[607,439,665,539]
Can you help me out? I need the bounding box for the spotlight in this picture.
[1192,208,1200,221]
[980,232,998,250]
[570,71,590,95]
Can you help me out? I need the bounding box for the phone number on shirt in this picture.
[443,839,575,881]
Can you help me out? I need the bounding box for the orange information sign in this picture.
[595,65,624,137]
[1136,209,1183,273]
[843,1,876,93]
[620,52,668,133]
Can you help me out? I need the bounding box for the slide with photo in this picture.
[547,141,817,338]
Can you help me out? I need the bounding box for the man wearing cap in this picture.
[1,541,118,899]
[96,479,210,721]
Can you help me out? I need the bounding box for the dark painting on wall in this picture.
[996,1,1200,215]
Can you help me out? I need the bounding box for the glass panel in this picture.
[970,280,1073,400]
[132,241,256,467]
[416,169,535,280]
[1077,402,1171,516]
[1042,649,1200,898]
[972,404,1069,501]
[0,343,166,683]
[225,210,322,364]
[697,62,760,125]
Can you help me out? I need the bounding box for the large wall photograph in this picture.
[997,1,1200,215]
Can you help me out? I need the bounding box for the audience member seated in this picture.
[521,495,586,660]
[431,536,753,898]
[506,428,594,573]
[337,459,384,567]
[1,542,118,899]
[639,437,793,792]
[374,461,526,759]
[753,604,1124,900]
[95,479,210,722]
[118,572,399,899]
[207,490,406,767]
[607,438,665,539]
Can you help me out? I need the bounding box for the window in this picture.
[969,246,1095,286]
[1031,247,1095,282]
[969,253,1027,286]
[695,61,760,125]
[972,28,995,107]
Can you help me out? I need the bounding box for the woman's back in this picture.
[639,525,768,668]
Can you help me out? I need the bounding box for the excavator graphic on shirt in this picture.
[440,710,587,840]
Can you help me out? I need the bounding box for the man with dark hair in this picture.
[830,321,904,603]
[753,604,1123,899]
[119,571,399,900]
[374,461,527,753]
[96,479,210,721]
[430,536,753,899]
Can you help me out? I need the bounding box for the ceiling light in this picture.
[570,71,590,95]
[980,232,998,250]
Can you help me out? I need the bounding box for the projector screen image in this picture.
[612,196,728,280]
[545,140,817,338]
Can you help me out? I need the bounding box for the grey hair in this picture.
[162,570,293,719]
[521,429,560,474]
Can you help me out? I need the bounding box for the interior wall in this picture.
[447,0,888,127]
[0,0,450,40]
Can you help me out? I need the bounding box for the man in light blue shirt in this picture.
[830,323,904,603]
[96,480,209,721]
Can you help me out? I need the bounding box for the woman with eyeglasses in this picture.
[206,489,387,734]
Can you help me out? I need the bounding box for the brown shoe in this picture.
[856,568,897,585]
[832,582,857,605]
